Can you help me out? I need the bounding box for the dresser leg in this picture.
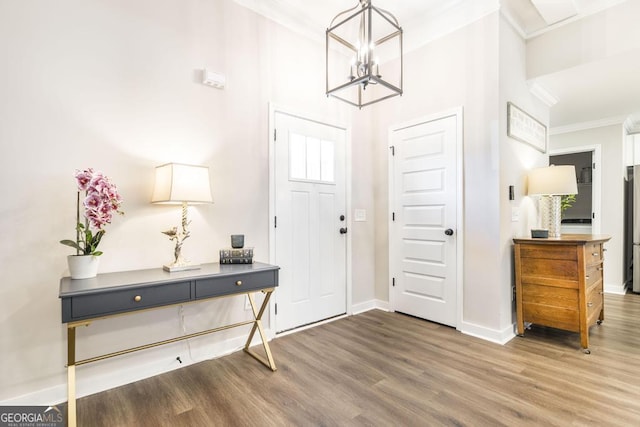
[580,328,590,354]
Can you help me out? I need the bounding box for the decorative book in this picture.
[220,248,253,264]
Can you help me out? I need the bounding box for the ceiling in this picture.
[233,0,639,131]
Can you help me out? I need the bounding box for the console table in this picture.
[59,262,279,427]
[513,234,610,353]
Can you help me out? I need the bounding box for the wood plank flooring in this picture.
[76,293,640,426]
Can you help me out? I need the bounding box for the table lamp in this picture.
[528,165,578,238]
[152,163,213,271]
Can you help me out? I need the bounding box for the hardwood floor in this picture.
[76,293,640,426]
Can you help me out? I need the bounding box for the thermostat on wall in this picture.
[202,69,225,89]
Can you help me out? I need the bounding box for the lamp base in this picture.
[540,195,562,238]
[163,262,201,272]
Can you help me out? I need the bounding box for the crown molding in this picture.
[550,115,626,135]
[624,114,640,135]
[527,80,558,107]
[499,6,528,40]
[231,0,501,53]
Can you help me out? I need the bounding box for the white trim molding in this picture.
[550,116,626,136]
[527,80,559,108]
[460,321,516,345]
[624,113,640,135]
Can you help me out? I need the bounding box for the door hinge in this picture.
[592,212,595,219]
[592,162,595,170]
[274,129,277,141]
[274,216,277,228]
[390,145,395,156]
[392,212,395,221]
[392,277,396,287]
[275,303,278,315]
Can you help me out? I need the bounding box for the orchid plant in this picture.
[60,168,124,256]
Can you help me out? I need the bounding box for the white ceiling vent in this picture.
[531,0,578,25]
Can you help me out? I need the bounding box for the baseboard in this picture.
[0,329,271,406]
[351,299,389,315]
[604,282,626,295]
[459,320,516,345]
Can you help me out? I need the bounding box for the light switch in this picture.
[354,209,366,222]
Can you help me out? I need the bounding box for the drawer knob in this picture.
[134,295,142,302]
[236,280,242,286]
[585,275,590,280]
[587,302,594,307]
[592,252,599,257]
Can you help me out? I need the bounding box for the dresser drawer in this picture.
[70,281,192,320]
[195,269,277,299]
[519,257,579,284]
[585,243,603,266]
[522,284,578,309]
[586,281,603,322]
[585,264,603,288]
[522,302,579,332]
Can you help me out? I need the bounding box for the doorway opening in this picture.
[549,145,601,235]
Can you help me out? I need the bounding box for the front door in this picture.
[389,113,460,327]
[274,111,347,332]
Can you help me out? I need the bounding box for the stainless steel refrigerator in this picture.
[626,166,640,292]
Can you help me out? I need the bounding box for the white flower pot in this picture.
[67,255,100,279]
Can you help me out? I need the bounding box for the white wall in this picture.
[0,0,567,404]
[366,12,550,343]
[0,0,364,403]
[550,125,625,293]
[498,16,549,332]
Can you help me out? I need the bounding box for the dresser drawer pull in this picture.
[592,252,600,257]
[235,280,242,286]
[585,275,590,280]
[597,267,603,271]
[587,302,594,307]
[134,295,142,302]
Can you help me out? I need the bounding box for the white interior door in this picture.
[389,113,459,327]
[274,111,347,332]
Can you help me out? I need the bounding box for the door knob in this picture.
[444,228,454,236]
[340,227,348,234]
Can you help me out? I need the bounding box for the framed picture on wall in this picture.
[507,102,547,153]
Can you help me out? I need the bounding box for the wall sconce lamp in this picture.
[528,165,578,238]
[151,163,213,272]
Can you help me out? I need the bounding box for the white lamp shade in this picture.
[527,165,578,196]
[151,163,213,204]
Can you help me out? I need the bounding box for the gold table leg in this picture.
[243,290,277,371]
[67,326,77,427]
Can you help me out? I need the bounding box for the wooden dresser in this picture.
[513,234,611,353]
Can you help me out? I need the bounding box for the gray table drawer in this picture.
[195,270,276,299]
[70,281,192,320]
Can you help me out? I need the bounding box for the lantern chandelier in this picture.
[326,0,403,109]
